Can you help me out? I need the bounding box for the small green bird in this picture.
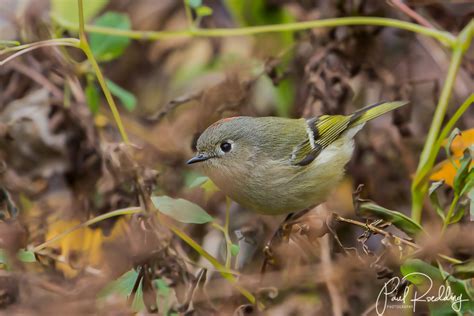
[187,101,408,215]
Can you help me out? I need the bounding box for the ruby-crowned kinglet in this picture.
[187,101,408,215]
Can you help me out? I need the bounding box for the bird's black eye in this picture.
[220,142,232,153]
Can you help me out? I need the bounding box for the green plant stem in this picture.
[412,48,464,187]
[0,40,21,47]
[167,221,258,306]
[210,221,232,269]
[441,194,460,234]
[437,254,462,265]
[32,207,142,252]
[208,197,233,269]
[224,197,232,269]
[53,15,455,46]
[183,0,194,29]
[411,21,473,224]
[0,39,80,66]
[77,0,130,144]
[0,38,78,55]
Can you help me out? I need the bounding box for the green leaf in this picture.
[0,40,20,48]
[199,178,220,202]
[18,250,36,263]
[187,0,202,8]
[357,202,423,236]
[401,259,474,314]
[230,244,240,257]
[0,249,5,264]
[90,12,131,62]
[131,281,145,312]
[445,128,461,164]
[188,176,209,188]
[429,180,446,220]
[99,269,145,311]
[469,188,474,222]
[401,259,442,285]
[51,0,109,26]
[85,81,100,114]
[460,170,474,196]
[453,260,474,279]
[105,79,136,111]
[400,259,474,315]
[154,279,170,296]
[153,279,172,314]
[448,201,466,224]
[275,78,295,118]
[151,196,214,224]
[196,6,213,17]
[453,148,472,195]
[100,269,138,297]
[0,249,36,264]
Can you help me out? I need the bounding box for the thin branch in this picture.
[333,214,419,249]
[321,235,346,316]
[332,214,462,264]
[389,0,436,29]
[9,60,63,98]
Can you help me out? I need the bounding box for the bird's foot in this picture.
[260,209,311,275]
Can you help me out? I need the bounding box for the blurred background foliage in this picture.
[0,0,473,315]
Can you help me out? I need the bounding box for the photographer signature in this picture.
[376,272,468,315]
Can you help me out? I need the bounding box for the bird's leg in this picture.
[261,209,311,275]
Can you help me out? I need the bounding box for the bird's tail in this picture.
[348,101,408,128]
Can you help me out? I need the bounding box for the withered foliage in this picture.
[0,0,473,315]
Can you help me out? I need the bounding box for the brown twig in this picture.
[148,92,202,123]
[333,213,419,249]
[321,234,347,316]
[8,60,63,99]
[332,214,463,264]
[388,0,435,29]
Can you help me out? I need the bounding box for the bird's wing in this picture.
[291,115,351,166]
[290,101,408,166]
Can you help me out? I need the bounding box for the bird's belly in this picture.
[241,165,343,215]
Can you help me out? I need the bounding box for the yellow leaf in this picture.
[431,160,459,187]
[431,129,474,187]
[448,128,474,157]
[43,217,130,277]
[94,114,109,127]
[201,178,220,202]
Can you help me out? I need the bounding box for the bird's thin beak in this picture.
[187,153,210,165]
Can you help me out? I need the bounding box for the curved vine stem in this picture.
[53,15,455,47]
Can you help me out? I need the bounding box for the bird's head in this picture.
[187,117,256,172]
